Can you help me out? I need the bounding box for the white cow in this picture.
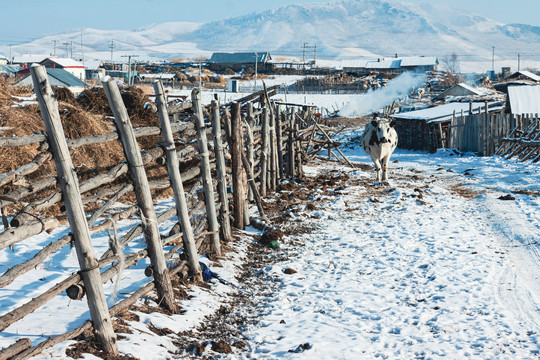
[362,115,398,182]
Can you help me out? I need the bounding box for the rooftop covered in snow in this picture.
[391,101,505,123]
[507,85,540,115]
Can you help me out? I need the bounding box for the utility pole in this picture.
[518,53,521,71]
[122,54,139,85]
[53,40,57,56]
[80,29,85,67]
[109,40,115,61]
[492,46,495,72]
[198,60,202,89]
[9,44,12,64]
[254,52,258,92]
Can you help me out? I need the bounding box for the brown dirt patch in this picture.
[449,183,485,199]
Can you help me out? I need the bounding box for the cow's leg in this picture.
[382,155,390,181]
[372,158,382,182]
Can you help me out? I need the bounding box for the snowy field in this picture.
[1,127,539,359]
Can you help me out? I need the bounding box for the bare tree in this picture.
[441,52,460,74]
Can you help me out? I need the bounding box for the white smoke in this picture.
[338,72,427,117]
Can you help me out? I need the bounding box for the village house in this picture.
[0,55,8,66]
[207,52,272,72]
[39,57,86,80]
[433,83,485,101]
[342,56,438,75]
[15,68,89,95]
[503,70,540,83]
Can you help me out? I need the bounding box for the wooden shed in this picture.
[391,102,504,152]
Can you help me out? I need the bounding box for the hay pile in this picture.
[0,83,163,177]
[0,82,177,214]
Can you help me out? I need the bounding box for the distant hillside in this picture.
[2,0,540,72]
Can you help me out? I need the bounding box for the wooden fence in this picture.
[448,104,539,157]
[0,65,349,359]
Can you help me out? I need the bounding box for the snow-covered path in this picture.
[240,144,540,359]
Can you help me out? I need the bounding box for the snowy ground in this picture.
[233,141,540,359]
[1,129,539,359]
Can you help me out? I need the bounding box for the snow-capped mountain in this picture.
[2,0,539,72]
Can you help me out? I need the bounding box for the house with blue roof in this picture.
[14,68,89,95]
[207,52,272,72]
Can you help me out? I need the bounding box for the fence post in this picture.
[102,76,177,313]
[269,104,277,190]
[153,81,202,282]
[246,104,255,202]
[276,106,285,181]
[260,107,270,196]
[231,103,245,229]
[191,89,221,256]
[211,99,233,242]
[288,117,296,178]
[31,65,118,355]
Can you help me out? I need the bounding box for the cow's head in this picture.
[370,115,396,145]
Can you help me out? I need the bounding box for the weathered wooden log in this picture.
[231,103,245,229]
[276,107,285,180]
[103,76,177,314]
[0,153,51,188]
[211,99,233,242]
[0,134,47,147]
[0,176,56,208]
[241,151,267,222]
[154,80,201,282]
[0,122,193,149]
[260,107,270,196]
[0,338,31,360]
[0,217,59,251]
[192,88,221,256]
[31,65,118,355]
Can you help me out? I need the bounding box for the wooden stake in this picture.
[154,81,202,282]
[231,103,245,229]
[276,107,285,180]
[191,88,221,256]
[31,65,118,355]
[260,107,270,196]
[211,99,233,241]
[246,104,255,202]
[102,76,177,313]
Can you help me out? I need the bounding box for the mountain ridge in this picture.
[2,0,539,72]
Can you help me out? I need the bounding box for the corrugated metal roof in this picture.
[400,56,438,67]
[208,52,271,64]
[41,57,85,68]
[507,85,540,115]
[391,102,504,123]
[365,59,401,69]
[341,59,369,68]
[12,54,49,64]
[45,68,88,87]
[0,64,23,74]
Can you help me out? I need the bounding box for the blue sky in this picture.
[1,0,539,46]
